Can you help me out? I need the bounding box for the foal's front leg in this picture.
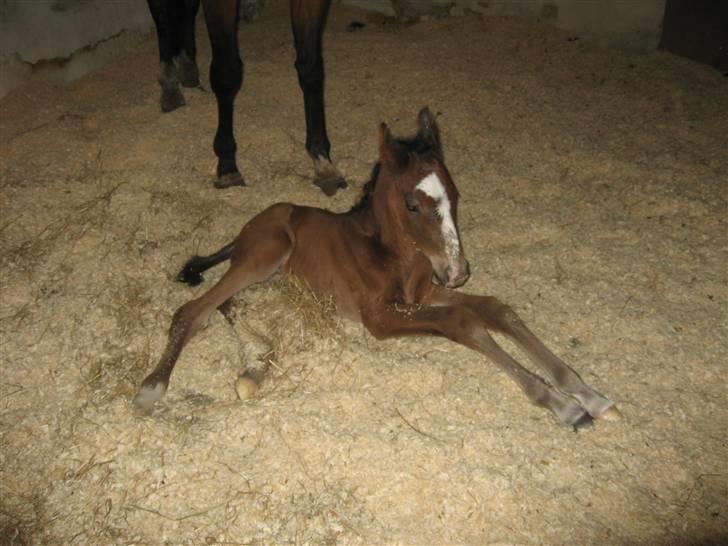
[362,303,597,428]
[430,289,621,421]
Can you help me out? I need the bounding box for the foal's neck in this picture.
[368,172,419,263]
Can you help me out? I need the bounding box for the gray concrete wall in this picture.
[345,0,666,52]
[0,0,153,98]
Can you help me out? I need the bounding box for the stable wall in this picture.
[0,0,153,98]
[1,0,667,100]
[345,0,666,52]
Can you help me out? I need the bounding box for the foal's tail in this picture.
[177,242,235,287]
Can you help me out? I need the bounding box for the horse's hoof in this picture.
[315,175,347,196]
[313,156,347,196]
[132,382,166,415]
[214,172,246,189]
[158,61,186,112]
[160,88,185,113]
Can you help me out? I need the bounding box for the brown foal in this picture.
[134,107,621,428]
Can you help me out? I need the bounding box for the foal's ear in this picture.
[416,106,442,158]
[378,122,403,169]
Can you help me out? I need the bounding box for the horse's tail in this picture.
[176,242,235,287]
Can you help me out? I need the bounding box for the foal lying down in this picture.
[134,107,621,428]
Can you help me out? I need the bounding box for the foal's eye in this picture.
[404,193,419,213]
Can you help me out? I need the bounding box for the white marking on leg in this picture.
[133,382,166,413]
[415,173,462,271]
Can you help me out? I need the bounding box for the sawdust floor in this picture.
[1,2,727,545]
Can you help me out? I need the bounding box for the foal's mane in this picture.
[348,163,381,213]
[348,133,441,213]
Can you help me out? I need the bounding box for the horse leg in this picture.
[202,0,245,188]
[134,211,294,414]
[147,0,186,112]
[431,289,621,421]
[176,0,201,88]
[290,0,347,196]
[362,303,597,428]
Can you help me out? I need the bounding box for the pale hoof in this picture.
[235,374,259,400]
[597,405,623,421]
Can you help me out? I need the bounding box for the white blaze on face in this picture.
[415,172,462,271]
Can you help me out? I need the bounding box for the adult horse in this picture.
[147,0,346,195]
[133,107,621,428]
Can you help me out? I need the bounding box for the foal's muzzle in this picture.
[447,259,470,288]
[435,259,470,288]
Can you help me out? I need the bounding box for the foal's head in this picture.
[377,107,470,288]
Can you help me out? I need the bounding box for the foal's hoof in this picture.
[313,157,347,196]
[214,171,246,189]
[596,405,623,421]
[235,374,259,400]
[133,382,166,415]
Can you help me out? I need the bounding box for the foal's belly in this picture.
[282,211,368,322]
[283,256,363,322]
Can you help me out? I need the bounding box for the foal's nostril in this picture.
[447,260,470,288]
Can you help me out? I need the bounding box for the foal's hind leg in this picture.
[134,228,292,414]
[431,289,620,421]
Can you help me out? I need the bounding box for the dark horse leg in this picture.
[150,0,345,192]
[201,0,246,188]
[291,0,346,196]
[177,0,202,87]
[147,0,250,187]
[147,0,201,113]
